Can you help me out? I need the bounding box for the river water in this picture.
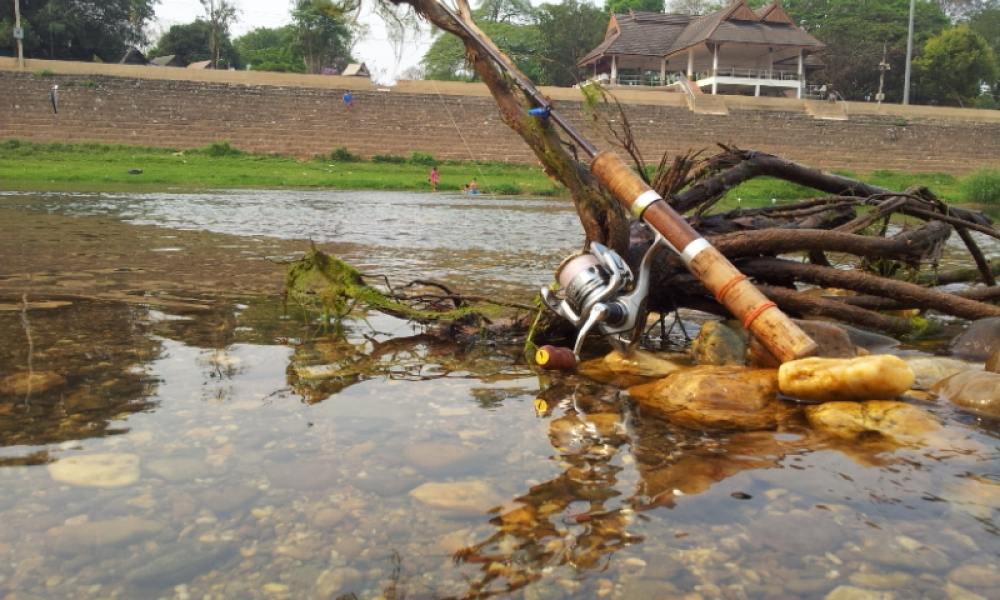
[0,190,997,599]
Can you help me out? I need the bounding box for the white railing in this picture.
[696,67,800,81]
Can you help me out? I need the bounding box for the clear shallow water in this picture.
[0,190,585,292]
[0,190,998,599]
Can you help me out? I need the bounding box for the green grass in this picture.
[713,169,971,211]
[0,139,991,206]
[0,139,561,196]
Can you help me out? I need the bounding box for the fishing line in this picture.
[429,78,492,195]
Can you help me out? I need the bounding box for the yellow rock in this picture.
[779,355,914,402]
[805,400,940,445]
[603,349,687,378]
[628,366,784,431]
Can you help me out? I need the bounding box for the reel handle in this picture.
[535,345,578,371]
[590,151,817,364]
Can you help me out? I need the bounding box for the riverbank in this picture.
[0,139,982,206]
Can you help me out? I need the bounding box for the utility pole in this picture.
[14,0,25,68]
[877,43,890,105]
[903,0,915,105]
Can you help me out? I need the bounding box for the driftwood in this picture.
[392,0,999,336]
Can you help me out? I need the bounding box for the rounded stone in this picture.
[933,370,1000,419]
[47,453,140,488]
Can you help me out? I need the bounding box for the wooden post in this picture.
[660,57,666,86]
[797,49,804,99]
[611,55,618,86]
[712,44,719,95]
[687,48,694,78]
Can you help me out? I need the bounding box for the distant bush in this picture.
[0,139,24,150]
[200,141,245,157]
[372,153,406,164]
[408,151,437,166]
[962,169,1000,205]
[330,146,360,162]
[35,69,54,77]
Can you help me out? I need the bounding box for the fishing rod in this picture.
[435,1,817,368]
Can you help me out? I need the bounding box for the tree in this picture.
[536,0,608,86]
[422,20,543,81]
[292,0,353,74]
[665,0,725,13]
[784,0,950,102]
[422,0,541,81]
[915,26,998,105]
[201,0,239,69]
[0,0,157,61]
[150,20,240,67]
[605,0,665,13]
[234,26,305,73]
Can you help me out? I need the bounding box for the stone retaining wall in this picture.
[2,60,999,174]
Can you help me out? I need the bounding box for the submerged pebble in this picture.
[47,453,141,488]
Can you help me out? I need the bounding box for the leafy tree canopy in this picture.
[915,25,998,105]
[422,20,543,81]
[784,0,950,102]
[150,19,241,67]
[605,0,665,14]
[0,0,157,61]
[536,0,609,86]
[234,26,305,73]
[292,0,353,74]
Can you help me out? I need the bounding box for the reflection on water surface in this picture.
[0,190,998,599]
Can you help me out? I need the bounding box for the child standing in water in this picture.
[429,166,439,191]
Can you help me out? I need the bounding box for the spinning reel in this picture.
[540,235,666,364]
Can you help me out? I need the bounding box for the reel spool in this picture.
[538,237,665,369]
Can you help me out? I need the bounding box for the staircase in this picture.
[804,99,849,121]
[671,73,729,115]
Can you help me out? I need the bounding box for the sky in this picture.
[152,0,435,83]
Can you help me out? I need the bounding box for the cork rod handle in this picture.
[590,151,817,363]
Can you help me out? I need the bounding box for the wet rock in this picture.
[628,366,786,430]
[691,320,748,366]
[779,355,914,402]
[945,582,987,600]
[940,474,1000,520]
[0,371,65,396]
[986,349,1000,373]
[127,543,237,588]
[842,325,901,353]
[853,535,951,572]
[46,516,164,555]
[951,317,1000,360]
[806,401,940,445]
[47,453,140,488]
[602,349,687,378]
[352,470,421,496]
[750,320,856,367]
[264,460,340,491]
[197,485,258,514]
[314,567,362,599]
[404,441,479,475]
[933,371,1000,419]
[311,508,346,528]
[147,457,214,482]
[948,564,1000,589]
[750,513,844,554]
[409,480,502,516]
[848,570,913,589]
[825,585,894,600]
[905,357,978,391]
